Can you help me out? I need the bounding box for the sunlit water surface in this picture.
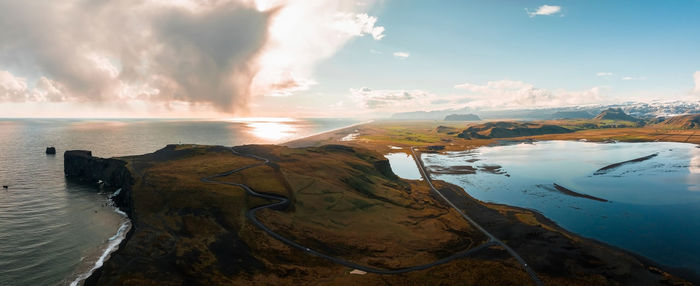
[384,153,422,180]
[0,118,358,286]
[417,141,700,275]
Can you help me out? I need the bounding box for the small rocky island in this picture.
[65,144,689,285]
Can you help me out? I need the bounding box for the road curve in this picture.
[200,148,503,275]
[410,147,543,286]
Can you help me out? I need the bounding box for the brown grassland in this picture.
[87,119,696,285]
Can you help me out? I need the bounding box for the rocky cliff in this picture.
[64,150,135,218]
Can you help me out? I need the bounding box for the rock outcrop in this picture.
[64,150,134,217]
[594,108,640,122]
[458,122,572,139]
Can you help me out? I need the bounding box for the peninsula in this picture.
[65,117,697,285]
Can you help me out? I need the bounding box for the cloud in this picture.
[526,5,562,17]
[351,87,434,111]
[597,72,613,77]
[694,71,700,93]
[621,76,647,81]
[0,0,385,114]
[0,71,30,102]
[454,79,604,109]
[393,51,410,59]
[248,2,385,99]
[0,70,67,102]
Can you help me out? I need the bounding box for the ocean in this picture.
[0,118,359,286]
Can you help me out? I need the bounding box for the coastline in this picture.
[69,121,696,284]
[281,120,373,147]
[83,185,136,286]
[70,218,131,286]
[463,190,700,284]
[63,151,136,286]
[74,120,371,285]
[288,121,699,283]
[69,189,132,286]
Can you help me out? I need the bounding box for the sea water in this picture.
[0,118,358,286]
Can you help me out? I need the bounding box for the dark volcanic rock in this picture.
[45,147,56,155]
[64,150,134,217]
[64,150,133,187]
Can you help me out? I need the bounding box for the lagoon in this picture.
[421,141,700,275]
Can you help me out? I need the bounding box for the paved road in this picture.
[410,147,543,286]
[200,148,506,275]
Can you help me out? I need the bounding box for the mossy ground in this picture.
[90,119,695,285]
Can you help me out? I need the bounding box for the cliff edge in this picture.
[64,150,135,219]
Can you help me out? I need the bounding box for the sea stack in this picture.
[45,147,56,155]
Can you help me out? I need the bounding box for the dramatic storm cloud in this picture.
[0,0,384,113]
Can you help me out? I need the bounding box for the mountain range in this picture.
[391,101,700,121]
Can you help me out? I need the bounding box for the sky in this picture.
[0,0,698,118]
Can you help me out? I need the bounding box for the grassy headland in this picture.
[83,116,698,285]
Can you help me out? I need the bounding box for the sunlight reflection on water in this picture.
[247,121,297,141]
[0,118,359,286]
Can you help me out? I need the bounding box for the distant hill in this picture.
[457,122,572,139]
[594,108,640,122]
[434,125,459,134]
[391,101,700,120]
[551,111,593,119]
[444,114,480,121]
[657,114,700,129]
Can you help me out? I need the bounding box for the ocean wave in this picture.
[69,197,131,286]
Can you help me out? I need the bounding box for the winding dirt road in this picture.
[410,147,543,285]
[201,147,542,285]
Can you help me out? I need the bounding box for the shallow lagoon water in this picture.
[384,152,422,180]
[422,141,700,274]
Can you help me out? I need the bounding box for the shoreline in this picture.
[67,121,371,285]
[70,190,132,286]
[63,151,136,286]
[420,142,699,281]
[462,190,700,284]
[281,120,373,147]
[71,122,697,284]
[288,122,699,282]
